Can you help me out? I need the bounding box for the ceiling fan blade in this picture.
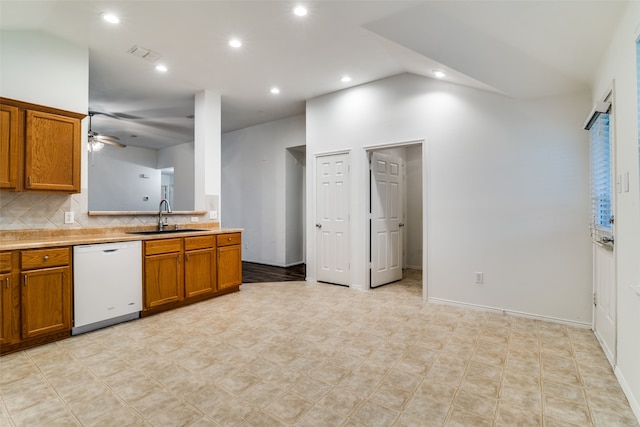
[101,139,127,148]
[94,134,121,142]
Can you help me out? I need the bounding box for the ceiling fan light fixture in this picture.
[88,140,104,152]
[102,13,120,24]
[293,6,308,17]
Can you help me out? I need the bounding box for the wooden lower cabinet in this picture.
[144,252,183,308]
[21,266,71,339]
[184,236,216,298]
[0,247,73,355]
[216,233,242,290]
[20,247,72,340]
[0,252,16,346]
[142,233,241,315]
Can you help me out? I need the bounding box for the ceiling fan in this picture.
[88,112,126,152]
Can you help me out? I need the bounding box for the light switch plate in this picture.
[209,210,218,220]
[64,211,74,224]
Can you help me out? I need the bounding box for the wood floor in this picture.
[242,262,306,283]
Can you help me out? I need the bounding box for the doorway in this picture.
[366,142,425,298]
[286,146,306,269]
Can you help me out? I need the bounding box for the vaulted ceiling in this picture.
[0,1,628,149]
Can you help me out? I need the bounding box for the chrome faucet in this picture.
[158,198,172,231]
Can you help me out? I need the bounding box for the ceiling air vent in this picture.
[127,46,161,63]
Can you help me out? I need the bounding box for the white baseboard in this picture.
[427,297,592,329]
[615,366,640,424]
[404,265,423,270]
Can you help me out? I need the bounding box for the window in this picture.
[589,112,612,231]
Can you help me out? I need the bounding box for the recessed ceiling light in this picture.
[229,39,242,48]
[432,70,446,79]
[293,6,308,16]
[270,87,280,94]
[341,75,352,83]
[155,64,168,72]
[102,13,120,24]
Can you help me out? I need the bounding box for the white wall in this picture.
[592,1,640,419]
[222,115,306,266]
[306,73,593,324]
[0,31,88,113]
[88,145,161,211]
[158,142,195,211]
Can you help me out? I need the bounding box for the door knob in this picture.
[316,223,322,229]
[399,223,405,228]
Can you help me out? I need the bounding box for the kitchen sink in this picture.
[127,228,209,235]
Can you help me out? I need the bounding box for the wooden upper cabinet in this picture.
[0,97,84,193]
[0,104,20,189]
[25,110,81,192]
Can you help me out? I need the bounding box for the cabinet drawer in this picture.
[184,235,215,251]
[145,238,182,256]
[0,252,12,273]
[216,233,241,247]
[21,247,70,270]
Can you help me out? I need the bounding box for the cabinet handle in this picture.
[24,275,27,286]
[5,277,8,289]
[228,237,232,241]
[177,255,181,265]
[27,176,32,186]
[186,254,190,262]
[43,255,49,261]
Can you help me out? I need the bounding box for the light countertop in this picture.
[0,223,243,251]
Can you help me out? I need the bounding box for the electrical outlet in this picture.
[209,210,218,220]
[64,211,74,224]
[190,217,199,222]
[474,272,484,285]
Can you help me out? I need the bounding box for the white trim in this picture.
[363,139,425,151]
[314,149,351,158]
[364,139,429,302]
[615,366,640,423]
[428,297,592,329]
[405,264,423,270]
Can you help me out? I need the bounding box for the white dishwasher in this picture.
[72,241,142,335]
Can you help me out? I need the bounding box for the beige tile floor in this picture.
[1,270,638,426]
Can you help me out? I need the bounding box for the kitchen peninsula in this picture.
[0,223,242,355]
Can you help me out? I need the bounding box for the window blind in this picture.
[590,113,612,230]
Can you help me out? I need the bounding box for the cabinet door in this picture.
[217,245,242,290]
[144,253,183,309]
[24,110,81,192]
[0,104,20,189]
[0,273,14,345]
[21,266,72,339]
[185,248,216,298]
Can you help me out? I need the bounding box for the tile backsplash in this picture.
[0,191,211,230]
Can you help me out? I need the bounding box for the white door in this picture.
[370,152,404,288]
[588,102,616,367]
[316,153,350,285]
[594,242,616,365]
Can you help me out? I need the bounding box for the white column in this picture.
[194,90,221,218]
